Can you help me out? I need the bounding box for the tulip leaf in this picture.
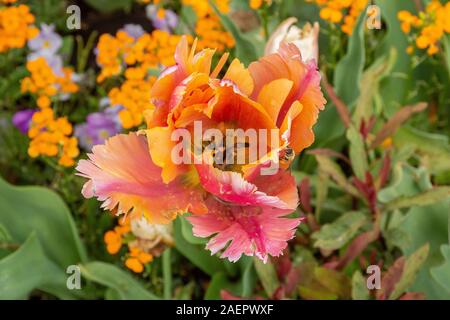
[79,261,159,300]
[173,217,227,276]
[209,0,259,66]
[333,12,365,107]
[0,176,87,268]
[431,245,450,294]
[0,233,79,299]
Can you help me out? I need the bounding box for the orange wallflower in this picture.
[307,0,368,35]
[399,1,450,56]
[0,4,38,52]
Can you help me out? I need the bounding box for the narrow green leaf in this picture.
[253,257,279,297]
[384,187,450,211]
[209,0,259,65]
[346,126,368,180]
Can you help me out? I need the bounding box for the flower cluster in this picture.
[398,0,450,56]
[27,108,79,167]
[181,0,235,51]
[21,58,79,108]
[307,0,368,34]
[77,38,326,263]
[0,4,38,53]
[104,216,173,273]
[249,0,272,10]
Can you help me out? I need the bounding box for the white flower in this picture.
[265,18,319,63]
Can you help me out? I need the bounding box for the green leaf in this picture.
[384,187,450,211]
[346,126,368,180]
[353,49,397,124]
[84,0,133,13]
[0,176,87,268]
[253,258,279,297]
[180,216,207,245]
[209,0,259,65]
[333,12,366,106]
[393,127,450,176]
[375,0,416,116]
[431,245,450,294]
[173,217,227,276]
[315,155,360,198]
[351,270,370,300]
[0,233,77,299]
[443,35,450,79]
[312,211,369,250]
[314,267,351,299]
[204,272,233,300]
[389,244,429,300]
[79,261,159,300]
[393,166,450,299]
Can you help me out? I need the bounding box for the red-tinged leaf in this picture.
[331,226,380,270]
[371,103,428,149]
[322,76,352,129]
[377,152,391,189]
[360,116,376,139]
[283,266,302,296]
[299,178,312,213]
[399,292,425,300]
[274,253,292,279]
[377,257,406,300]
[272,287,285,300]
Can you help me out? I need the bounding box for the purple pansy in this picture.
[121,24,145,40]
[28,24,62,57]
[75,111,122,150]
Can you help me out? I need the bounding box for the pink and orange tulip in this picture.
[76,37,326,262]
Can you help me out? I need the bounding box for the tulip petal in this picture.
[76,133,206,224]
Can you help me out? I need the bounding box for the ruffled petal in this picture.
[76,133,207,224]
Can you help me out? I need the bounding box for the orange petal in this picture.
[223,58,254,96]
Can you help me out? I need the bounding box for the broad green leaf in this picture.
[180,216,207,245]
[351,270,370,300]
[79,261,159,300]
[312,211,369,250]
[0,233,77,299]
[393,166,450,299]
[333,12,366,106]
[209,0,259,65]
[173,217,227,276]
[253,257,279,297]
[375,0,416,116]
[0,176,87,268]
[239,257,256,298]
[431,245,450,294]
[346,126,368,180]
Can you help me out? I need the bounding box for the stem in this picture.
[162,248,172,300]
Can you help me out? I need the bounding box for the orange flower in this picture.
[0,4,38,52]
[125,247,153,273]
[104,230,122,254]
